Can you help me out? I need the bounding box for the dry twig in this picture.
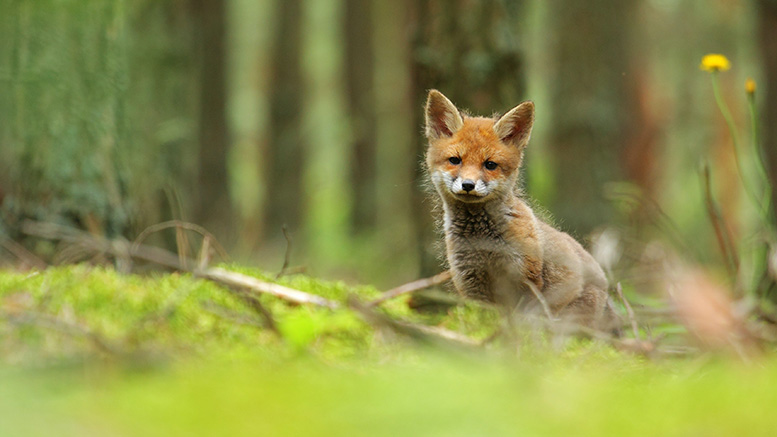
[202,268,340,309]
[524,280,557,322]
[198,236,212,270]
[22,221,340,310]
[349,296,479,348]
[369,270,452,306]
[133,220,229,263]
[616,282,640,339]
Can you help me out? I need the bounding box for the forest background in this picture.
[2,0,777,291]
[4,1,777,434]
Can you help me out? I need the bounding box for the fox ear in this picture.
[493,101,534,147]
[425,90,464,140]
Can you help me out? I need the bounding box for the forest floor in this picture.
[1,265,775,436]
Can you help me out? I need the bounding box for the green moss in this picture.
[0,265,448,364]
[2,265,777,436]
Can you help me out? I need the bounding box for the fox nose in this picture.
[461,180,476,192]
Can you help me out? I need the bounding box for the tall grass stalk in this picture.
[709,71,766,221]
[704,63,775,296]
[746,86,773,227]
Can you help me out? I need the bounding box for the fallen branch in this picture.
[350,296,479,348]
[22,221,340,310]
[202,267,340,310]
[369,270,452,306]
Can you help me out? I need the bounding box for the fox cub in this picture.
[424,90,617,330]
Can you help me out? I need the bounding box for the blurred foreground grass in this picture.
[1,266,776,436]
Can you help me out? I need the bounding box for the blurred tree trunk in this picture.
[545,0,638,235]
[410,0,527,275]
[191,0,234,242]
[345,0,376,233]
[300,0,352,259]
[1,1,131,242]
[370,0,417,282]
[223,0,277,252]
[760,0,777,221]
[264,0,304,239]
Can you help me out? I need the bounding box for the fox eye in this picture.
[448,157,461,165]
[484,161,498,170]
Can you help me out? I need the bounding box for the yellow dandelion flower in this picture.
[700,54,731,72]
[745,78,756,95]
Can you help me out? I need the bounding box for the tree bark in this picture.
[760,0,777,220]
[345,0,377,233]
[191,0,234,242]
[300,0,351,259]
[546,0,638,235]
[264,0,304,239]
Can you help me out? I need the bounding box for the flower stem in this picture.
[710,71,765,219]
[747,91,773,224]
[702,162,739,279]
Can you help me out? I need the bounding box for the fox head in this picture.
[424,90,534,204]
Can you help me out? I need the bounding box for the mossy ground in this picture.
[1,265,775,436]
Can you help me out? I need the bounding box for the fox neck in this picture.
[441,195,514,238]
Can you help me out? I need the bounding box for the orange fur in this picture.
[424,90,619,332]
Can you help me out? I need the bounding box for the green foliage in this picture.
[1,265,776,435]
[0,0,198,237]
[0,266,257,360]
[0,265,475,363]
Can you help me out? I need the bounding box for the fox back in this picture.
[424,90,618,331]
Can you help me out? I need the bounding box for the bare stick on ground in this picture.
[616,282,640,339]
[350,296,478,348]
[369,270,452,306]
[22,221,340,310]
[201,268,340,309]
